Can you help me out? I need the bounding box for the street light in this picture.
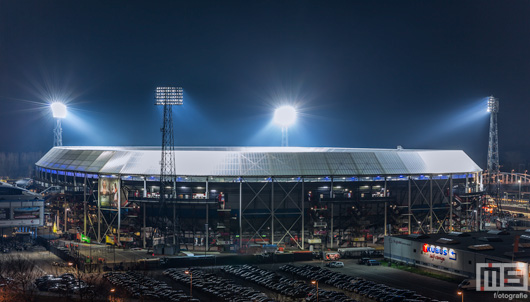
[457,290,463,302]
[110,288,116,302]
[273,105,297,147]
[185,270,193,300]
[64,208,70,234]
[518,179,522,202]
[311,280,319,302]
[50,102,67,146]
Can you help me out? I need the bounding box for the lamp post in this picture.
[64,208,70,234]
[273,105,297,147]
[110,288,116,302]
[457,290,463,302]
[311,280,319,302]
[518,179,521,202]
[185,270,193,300]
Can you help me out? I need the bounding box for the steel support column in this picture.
[143,178,147,198]
[330,203,334,248]
[408,176,411,234]
[330,177,333,248]
[206,177,209,252]
[449,175,453,232]
[84,174,87,235]
[173,204,176,245]
[239,178,242,250]
[429,176,433,233]
[271,178,275,245]
[143,204,146,249]
[118,177,121,243]
[301,178,305,250]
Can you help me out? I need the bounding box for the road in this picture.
[58,240,150,264]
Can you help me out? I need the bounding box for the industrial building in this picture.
[384,230,530,280]
[0,181,44,237]
[35,146,483,253]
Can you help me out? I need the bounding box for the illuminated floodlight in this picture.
[273,105,297,147]
[273,106,297,127]
[51,102,67,146]
[51,102,67,119]
[155,87,183,106]
[487,96,498,113]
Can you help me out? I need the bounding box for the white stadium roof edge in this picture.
[36,146,482,177]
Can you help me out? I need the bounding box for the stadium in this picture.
[33,146,483,254]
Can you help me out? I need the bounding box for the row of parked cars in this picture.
[1,240,41,253]
[357,258,381,266]
[35,273,89,294]
[280,264,446,302]
[164,267,275,302]
[104,271,191,301]
[223,264,356,302]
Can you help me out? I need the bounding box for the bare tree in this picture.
[0,254,38,302]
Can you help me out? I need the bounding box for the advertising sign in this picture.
[422,243,456,261]
[13,207,40,219]
[99,178,129,208]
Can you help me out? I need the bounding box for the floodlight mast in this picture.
[273,106,297,147]
[487,96,500,178]
[51,102,67,147]
[155,86,183,248]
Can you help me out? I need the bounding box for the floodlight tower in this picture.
[155,86,183,248]
[155,87,183,200]
[487,96,500,185]
[51,102,67,146]
[273,106,297,147]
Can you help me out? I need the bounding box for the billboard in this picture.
[13,207,40,219]
[99,178,129,208]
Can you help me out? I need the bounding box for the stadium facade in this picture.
[35,146,483,253]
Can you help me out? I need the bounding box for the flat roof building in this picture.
[385,230,530,278]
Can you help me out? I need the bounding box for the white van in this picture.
[458,279,479,291]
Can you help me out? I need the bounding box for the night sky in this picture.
[1,1,529,170]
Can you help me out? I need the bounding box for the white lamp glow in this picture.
[51,102,67,119]
[273,105,297,127]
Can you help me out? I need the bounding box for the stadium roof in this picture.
[36,146,482,177]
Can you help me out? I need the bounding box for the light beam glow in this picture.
[273,105,297,127]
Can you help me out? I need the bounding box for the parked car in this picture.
[358,257,370,264]
[327,261,344,268]
[367,260,380,266]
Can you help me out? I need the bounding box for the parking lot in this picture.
[280,259,508,302]
[3,241,523,302]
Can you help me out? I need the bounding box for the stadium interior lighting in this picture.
[273,105,297,147]
[273,105,297,127]
[51,102,67,119]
